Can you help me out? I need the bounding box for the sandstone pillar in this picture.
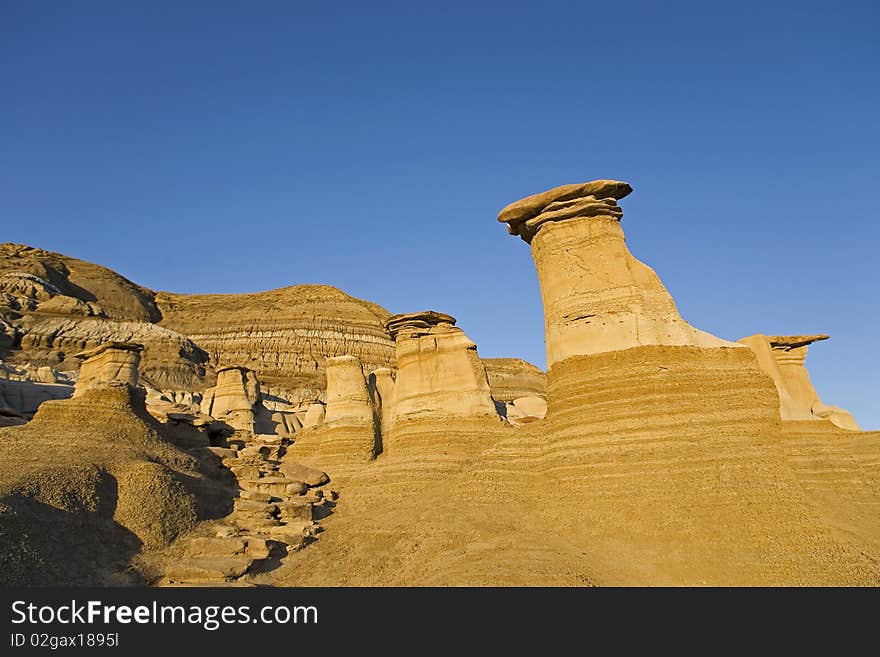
[498,180,735,368]
[739,333,860,430]
[319,355,377,460]
[200,365,261,432]
[368,367,395,436]
[385,311,497,421]
[324,355,374,425]
[73,341,143,397]
[493,180,869,584]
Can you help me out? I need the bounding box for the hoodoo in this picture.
[317,355,378,461]
[1,179,877,586]
[494,179,876,585]
[73,341,143,396]
[739,333,860,430]
[200,365,262,432]
[385,311,497,421]
[499,180,735,366]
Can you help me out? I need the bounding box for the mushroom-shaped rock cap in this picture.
[385,310,456,340]
[499,180,633,242]
[768,334,830,349]
[74,341,144,360]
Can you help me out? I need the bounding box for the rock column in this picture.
[319,355,378,461]
[73,341,143,396]
[499,180,735,367]
[739,333,860,430]
[492,180,868,584]
[385,311,497,421]
[200,366,261,432]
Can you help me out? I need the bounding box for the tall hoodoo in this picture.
[498,180,735,368]
[318,355,378,461]
[199,365,262,432]
[73,341,143,396]
[493,180,873,585]
[739,333,860,430]
[324,355,374,426]
[385,311,497,421]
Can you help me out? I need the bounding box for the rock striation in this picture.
[315,355,378,461]
[1,180,877,588]
[739,333,860,430]
[385,311,497,421]
[73,341,143,396]
[0,243,160,322]
[15,316,208,390]
[481,358,546,403]
[155,285,395,397]
[491,179,875,584]
[0,244,395,404]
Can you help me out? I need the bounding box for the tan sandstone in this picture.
[199,366,263,432]
[498,180,736,367]
[385,311,497,421]
[73,342,143,396]
[739,333,860,430]
[316,355,377,461]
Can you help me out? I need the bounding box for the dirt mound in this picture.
[0,384,231,585]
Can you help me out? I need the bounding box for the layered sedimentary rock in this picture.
[0,244,206,391]
[73,341,143,396]
[200,366,262,432]
[155,286,395,397]
[0,243,159,321]
[367,367,395,436]
[14,316,208,390]
[739,333,860,430]
[492,179,875,584]
[358,312,506,483]
[481,358,546,402]
[499,181,735,366]
[386,311,497,421]
[0,244,395,400]
[316,355,377,461]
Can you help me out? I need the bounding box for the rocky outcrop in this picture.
[0,382,229,585]
[368,367,395,436]
[155,285,395,396]
[0,360,73,416]
[739,333,860,430]
[498,180,736,366]
[301,403,325,428]
[1,245,394,397]
[502,395,547,426]
[481,358,546,403]
[488,179,876,584]
[200,366,263,433]
[0,243,159,321]
[316,355,378,461]
[154,434,333,586]
[73,341,143,396]
[385,311,497,421]
[13,315,207,390]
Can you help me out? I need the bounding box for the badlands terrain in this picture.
[0,179,877,586]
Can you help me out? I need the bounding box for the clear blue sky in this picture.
[2,2,877,428]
